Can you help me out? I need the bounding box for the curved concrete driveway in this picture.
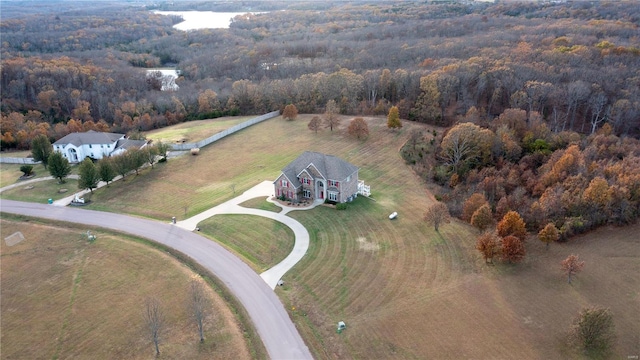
[0,199,312,360]
[176,181,320,289]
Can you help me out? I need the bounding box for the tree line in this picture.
[406,106,640,245]
[1,1,639,151]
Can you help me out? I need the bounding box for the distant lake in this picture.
[153,11,262,31]
[146,68,179,91]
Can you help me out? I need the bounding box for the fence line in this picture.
[0,157,41,165]
[171,111,280,151]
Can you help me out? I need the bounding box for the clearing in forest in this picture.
[83,115,639,358]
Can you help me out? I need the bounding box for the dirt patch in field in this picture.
[356,236,379,251]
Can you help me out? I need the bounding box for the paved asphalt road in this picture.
[0,199,312,360]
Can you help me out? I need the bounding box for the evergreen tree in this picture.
[78,158,99,192]
[97,157,116,185]
[31,134,52,169]
[48,151,71,183]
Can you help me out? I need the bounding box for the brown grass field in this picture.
[144,116,252,144]
[5,115,639,359]
[0,217,253,359]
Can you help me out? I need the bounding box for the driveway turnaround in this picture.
[0,199,313,360]
[177,180,321,289]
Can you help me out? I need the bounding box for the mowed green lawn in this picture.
[145,116,252,144]
[0,163,49,188]
[0,218,253,360]
[1,177,79,203]
[197,214,295,272]
[74,115,639,358]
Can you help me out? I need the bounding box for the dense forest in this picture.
[2,0,639,150]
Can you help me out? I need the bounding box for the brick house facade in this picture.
[274,151,359,203]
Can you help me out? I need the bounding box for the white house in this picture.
[52,131,147,163]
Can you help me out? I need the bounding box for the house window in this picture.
[328,180,339,187]
[303,189,311,198]
[281,179,288,187]
[89,144,92,148]
[328,191,338,202]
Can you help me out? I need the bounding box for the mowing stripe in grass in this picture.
[52,254,86,360]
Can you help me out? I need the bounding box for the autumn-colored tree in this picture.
[412,74,442,124]
[544,144,585,186]
[476,231,500,264]
[324,100,340,131]
[538,223,559,249]
[282,104,298,121]
[348,117,369,140]
[72,100,93,122]
[583,176,611,210]
[497,210,527,241]
[197,89,219,114]
[493,108,527,140]
[308,116,321,134]
[387,106,402,129]
[424,202,451,232]
[439,122,494,174]
[501,235,526,263]
[471,204,493,230]
[462,193,489,221]
[561,254,584,284]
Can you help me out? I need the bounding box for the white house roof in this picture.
[280,151,358,188]
[53,130,124,146]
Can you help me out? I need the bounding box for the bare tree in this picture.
[308,116,322,134]
[189,280,209,343]
[143,297,165,356]
[323,99,340,131]
[424,202,451,232]
[347,117,369,140]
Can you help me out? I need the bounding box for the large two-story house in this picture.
[53,130,147,163]
[274,151,359,203]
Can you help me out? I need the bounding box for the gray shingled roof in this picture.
[281,151,358,188]
[115,139,147,151]
[53,130,124,147]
